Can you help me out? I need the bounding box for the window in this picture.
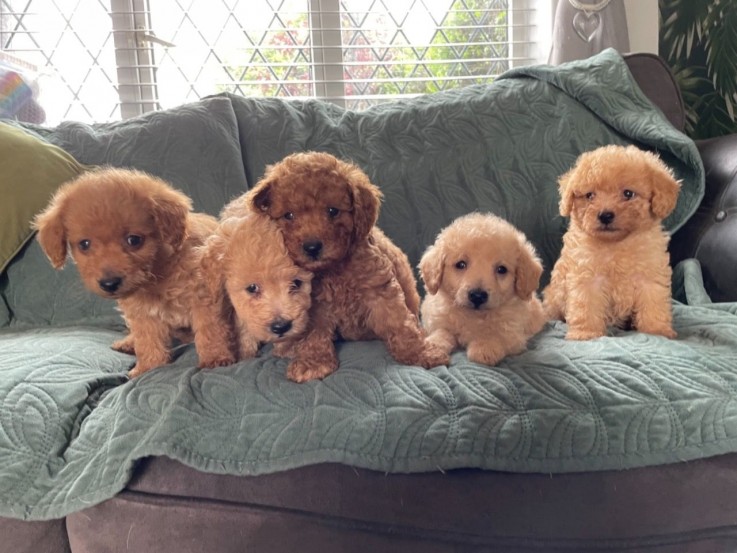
[1,0,546,125]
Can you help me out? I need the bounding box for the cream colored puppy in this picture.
[542,145,680,340]
[419,213,546,366]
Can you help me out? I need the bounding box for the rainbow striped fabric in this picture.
[0,69,33,118]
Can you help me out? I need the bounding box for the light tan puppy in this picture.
[419,213,546,366]
[34,168,235,377]
[543,145,681,340]
[199,214,314,361]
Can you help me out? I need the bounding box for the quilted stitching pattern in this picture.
[1,300,736,520]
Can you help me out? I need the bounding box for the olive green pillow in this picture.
[0,122,85,273]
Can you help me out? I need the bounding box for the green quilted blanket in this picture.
[2,276,737,520]
[2,50,733,521]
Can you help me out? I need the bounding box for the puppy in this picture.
[33,167,235,377]
[223,151,449,382]
[419,213,546,366]
[542,144,681,340]
[199,214,313,359]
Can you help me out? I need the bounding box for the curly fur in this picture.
[198,214,313,360]
[542,145,681,340]
[33,168,235,377]
[419,213,546,365]
[223,151,448,382]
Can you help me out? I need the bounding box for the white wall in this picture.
[624,0,659,54]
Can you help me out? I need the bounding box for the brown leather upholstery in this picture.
[624,52,686,132]
[671,134,737,302]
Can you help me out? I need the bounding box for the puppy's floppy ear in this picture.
[33,187,70,269]
[557,168,575,217]
[246,164,279,215]
[514,240,543,300]
[349,167,383,242]
[419,243,444,295]
[646,152,681,220]
[247,178,273,214]
[150,185,192,250]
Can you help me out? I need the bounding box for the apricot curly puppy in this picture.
[199,214,313,360]
[543,145,681,340]
[419,213,546,366]
[34,168,235,377]
[224,151,449,382]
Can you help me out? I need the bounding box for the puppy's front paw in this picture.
[287,359,337,383]
[638,325,677,339]
[417,342,450,368]
[127,364,152,379]
[238,335,260,360]
[566,328,605,341]
[467,344,504,366]
[112,336,135,355]
[198,352,236,369]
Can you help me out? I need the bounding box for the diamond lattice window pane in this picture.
[1,0,522,122]
[340,0,509,109]
[1,0,121,124]
[149,0,314,110]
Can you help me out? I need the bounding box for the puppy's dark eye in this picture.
[585,192,595,200]
[78,239,91,252]
[455,260,467,270]
[283,212,294,221]
[126,235,143,248]
[246,284,259,294]
[327,207,339,219]
[496,265,508,275]
[623,189,635,200]
[290,279,303,292]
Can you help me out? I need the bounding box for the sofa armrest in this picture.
[671,133,737,302]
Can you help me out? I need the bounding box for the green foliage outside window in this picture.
[219,0,508,105]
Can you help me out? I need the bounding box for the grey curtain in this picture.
[549,0,630,65]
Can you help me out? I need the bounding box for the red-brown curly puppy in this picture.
[199,214,314,360]
[420,213,546,366]
[34,167,235,377]
[543,145,681,340]
[224,151,448,382]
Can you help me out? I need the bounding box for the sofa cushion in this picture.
[225,49,704,283]
[2,96,248,328]
[0,122,85,275]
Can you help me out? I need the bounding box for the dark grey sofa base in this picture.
[0,517,70,553]
[3,453,719,552]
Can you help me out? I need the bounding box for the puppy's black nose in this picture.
[468,289,488,308]
[302,240,323,259]
[99,277,122,293]
[270,319,293,337]
[598,211,615,225]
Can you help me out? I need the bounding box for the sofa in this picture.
[1,49,737,553]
